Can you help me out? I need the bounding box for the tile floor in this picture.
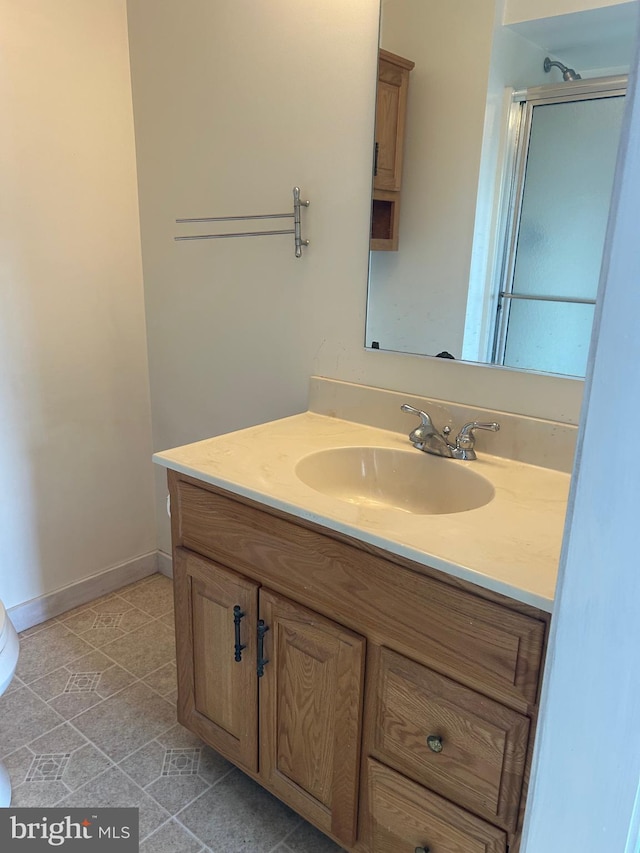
[0,573,344,852]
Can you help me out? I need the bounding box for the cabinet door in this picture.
[259,589,365,847]
[174,547,259,772]
[374,51,413,192]
[368,759,507,853]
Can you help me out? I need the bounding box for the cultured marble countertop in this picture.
[154,412,572,612]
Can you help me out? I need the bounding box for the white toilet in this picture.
[0,600,20,806]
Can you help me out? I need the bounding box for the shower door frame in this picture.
[491,75,627,372]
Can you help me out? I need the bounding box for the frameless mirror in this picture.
[365,0,637,377]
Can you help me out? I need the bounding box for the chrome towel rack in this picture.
[175,187,310,258]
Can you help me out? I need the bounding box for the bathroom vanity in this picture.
[156,386,571,853]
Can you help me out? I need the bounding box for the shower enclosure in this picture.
[490,76,626,376]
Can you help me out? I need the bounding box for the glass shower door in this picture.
[495,90,626,376]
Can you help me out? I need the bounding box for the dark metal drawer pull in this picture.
[233,605,246,662]
[257,620,270,677]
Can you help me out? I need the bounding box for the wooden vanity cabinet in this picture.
[169,471,550,853]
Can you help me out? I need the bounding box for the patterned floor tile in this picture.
[3,727,110,807]
[178,769,301,852]
[57,765,170,840]
[146,771,210,816]
[61,742,114,791]
[59,593,137,623]
[285,820,347,852]
[118,740,167,788]
[140,819,204,853]
[19,618,60,639]
[143,662,177,697]
[155,725,233,787]
[29,650,136,720]
[71,682,175,762]
[5,676,24,696]
[24,723,112,792]
[158,611,175,628]
[119,737,210,815]
[100,619,175,678]
[10,778,70,807]
[15,623,94,684]
[71,606,154,649]
[117,575,174,618]
[0,687,63,759]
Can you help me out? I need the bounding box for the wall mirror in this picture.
[365,0,637,377]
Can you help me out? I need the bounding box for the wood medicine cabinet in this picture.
[371,49,415,251]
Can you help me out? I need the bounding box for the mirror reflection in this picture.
[365,0,637,377]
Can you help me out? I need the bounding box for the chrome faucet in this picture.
[401,404,500,461]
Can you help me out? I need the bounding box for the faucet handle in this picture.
[458,421,500,441]
[456,421,500,459]
[462,421,500,432]
[400,404,435,430]
[401,404,440,450]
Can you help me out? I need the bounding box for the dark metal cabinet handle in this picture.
[233,605,246,662]
[374,141,379,176]
[257,620,270,677]
[426,735,444,753]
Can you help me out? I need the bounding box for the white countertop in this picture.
[154,412,571,612]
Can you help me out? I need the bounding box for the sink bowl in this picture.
[295,446,494,515]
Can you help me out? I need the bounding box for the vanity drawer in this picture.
[368,758,507,853]
[370,647,529,830]
[174,477,546,710]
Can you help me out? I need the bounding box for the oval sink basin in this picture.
[295,446,494,515]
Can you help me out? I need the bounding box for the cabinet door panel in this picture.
[375,79,401,188]
[374,52,413,192]
[368,759,507,853]
[174,547,258,772]
[259,589,365,847]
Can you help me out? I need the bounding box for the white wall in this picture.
[0,0,156,610]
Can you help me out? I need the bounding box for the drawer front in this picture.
[368,758,507,853]
[174,478,546,710]
[371,647,529,830]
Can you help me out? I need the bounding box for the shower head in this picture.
[544,56,582,82]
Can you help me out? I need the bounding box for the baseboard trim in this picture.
[8,552,160,633]
[157,551,173,579]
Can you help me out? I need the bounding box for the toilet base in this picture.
[0,760,11,807]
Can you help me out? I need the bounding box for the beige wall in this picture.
[0,0,156,609]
